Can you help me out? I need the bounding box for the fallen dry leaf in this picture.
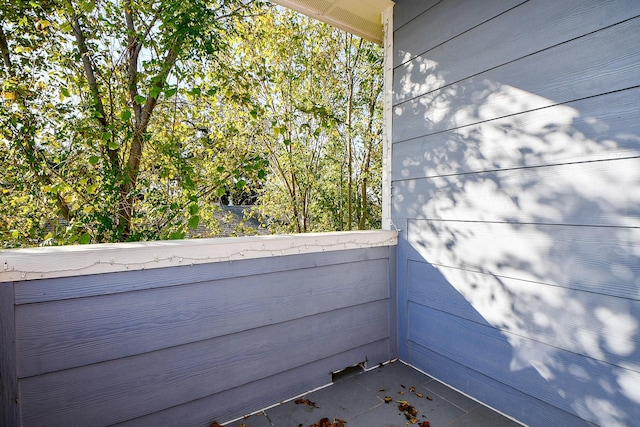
[295,398,319,408]
[420,422,431,427]
[426,396,433,401]
[308,417,347,427]
[384,396,393,403]
[409,386,416,392]
[398,400,420,422]
[416,392,423,398]
[210,422,223,427]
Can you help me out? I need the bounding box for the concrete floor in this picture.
[224,361,523,427]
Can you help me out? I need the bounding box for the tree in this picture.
[1,0,267,246]
[221,7,383,233]
[1,2,383,247]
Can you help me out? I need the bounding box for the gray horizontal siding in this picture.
[14,245,389,304]
[407,259,640,372]
[392,87,640,180]
[394,0,525,72]
[407,343,595,427]
[393,157,640,227]
[392,0,640,426]
[408,303,640,423]
[393,15,640,142]
[113,340,390,427]
[392,0,441,30]
[8,244,394,426]
[17,257,389,377]
[394,0,639,105]
[0,282,18,427]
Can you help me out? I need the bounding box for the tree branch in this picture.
[0,24,13,74]
[66,10,107,128]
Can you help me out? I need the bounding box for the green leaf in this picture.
[189,87,201,96]
[11,230,19,239]
[215,187,226,197]
[89,155,100,165]
[165,88,178,98]
[188,204,199,215]
[79,233,91,244]
[150,86,162,99]
[120,110,131,121]
[169,231,185,240]
[80,0,95,13]
[236,179,246,190]
[258,169,266,179]
[134,95,146,105]
[61,87,70,98]
[250,109,258,119]
[216,166,225,173]
[108,141,119,150]
[188,215,200,229]
[101,131,112,141]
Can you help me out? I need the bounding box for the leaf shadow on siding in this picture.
[393,58,640,426]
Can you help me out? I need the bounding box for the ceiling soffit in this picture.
[270,0,394,44]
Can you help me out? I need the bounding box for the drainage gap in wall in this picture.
[331,361,366,382]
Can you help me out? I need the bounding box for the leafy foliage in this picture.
[221,8,384,233]
[0,1,382,247]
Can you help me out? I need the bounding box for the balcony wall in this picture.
[0,231,397,427]
[391,1,640,426]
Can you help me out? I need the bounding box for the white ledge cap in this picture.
[0,230,397,282]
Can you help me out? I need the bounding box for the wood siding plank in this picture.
[16,258,389,377]
[407,219,640,300]
[393,17,640,142]
[394,0,524,67]
[393,0,441,30]
[394,0,640,104]
[19,300,389,427]
[392,1,640,426]
[113,340,391,427]
[392,157,640,227]
[407,260,640,369]
[0,282,19,427]
[392,87,640,180]
[408,343,596,427]
[14,246,388,304]
[407,303,640,426]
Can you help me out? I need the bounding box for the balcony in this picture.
[0,231,519,426]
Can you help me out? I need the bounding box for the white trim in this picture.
[270,0,394,44]
[0,230,397,283]
[381,5,394,230]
